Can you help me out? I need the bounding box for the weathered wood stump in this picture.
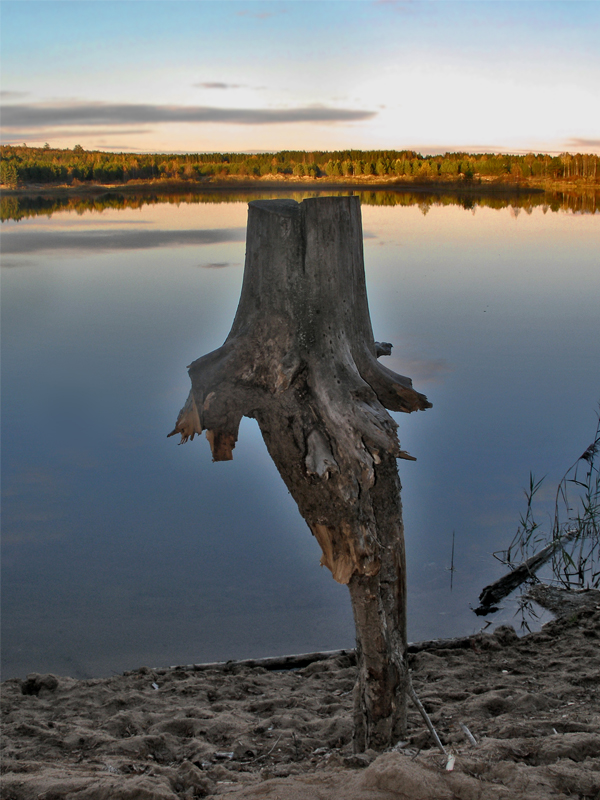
[169,196,431,750]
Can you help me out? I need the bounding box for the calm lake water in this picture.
[2,190,599,679]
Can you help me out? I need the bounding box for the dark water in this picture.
[2,191,599,679]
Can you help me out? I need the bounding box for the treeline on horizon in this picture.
[1,145,598,187]
[2,186,597,224]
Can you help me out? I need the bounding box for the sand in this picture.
[2,585,599,800]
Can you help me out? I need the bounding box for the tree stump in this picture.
[169,196,431,751]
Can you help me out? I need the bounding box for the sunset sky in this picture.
[2,0,599,155]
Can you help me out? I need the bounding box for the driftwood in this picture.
[169,197,430,751]
[161,649,356,674]
[153,633,481,676]
[476,529,579,613]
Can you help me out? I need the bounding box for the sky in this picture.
[1,0,599,155]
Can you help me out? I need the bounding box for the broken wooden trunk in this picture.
[169,196,431,750]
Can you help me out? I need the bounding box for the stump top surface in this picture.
[248,198,299,215]
[249,196,360,217]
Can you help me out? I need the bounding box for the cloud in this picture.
[0,90,28,99]
[195,82,244,90]
[373,0,416,11]
[567,138,600,149]
[198,262,239,269]
[0,258,37,269]
[88,139,152,150]
[1,102,377,129]
[193,82,267,93]
[235,9,285,18]
[1,129,151,146]
[1,227,246,255]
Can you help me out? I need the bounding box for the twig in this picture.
[407,674,447,756]
[459,722,478,747]
[253,734,283,763]
[265,734,282,757]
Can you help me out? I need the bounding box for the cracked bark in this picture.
[169,196,431,750]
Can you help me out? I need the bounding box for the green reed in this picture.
[496,408,600,592]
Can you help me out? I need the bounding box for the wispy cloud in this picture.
[1,128,151,145]
[194,82,244,90]
[92,143,154,152]
[235,9,286,19]
[0,258,37,269]
[1,102,376,129]
[567,138,600,150]
[373,0,416,11]
[2,228,246,255]
[198,261,240,269]
[0,90,28,99]
[194,82,267,93]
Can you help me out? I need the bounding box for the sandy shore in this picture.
[1,174,551,199]
[2,585,599,800]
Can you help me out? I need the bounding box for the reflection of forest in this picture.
[1,188,598,223]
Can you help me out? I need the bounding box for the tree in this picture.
[170,197,431,751]
[0,160,19,187]
[462,161,475,180]
[440,159,458,176]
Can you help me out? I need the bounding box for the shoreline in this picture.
[150,632,486,678]
[4,174,595,199]
[2,586,599,799]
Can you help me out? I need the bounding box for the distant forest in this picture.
[1,145,598,187]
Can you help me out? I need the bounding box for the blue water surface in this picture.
[2,193,598,678]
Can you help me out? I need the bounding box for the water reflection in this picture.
[2,227,246,254]
[1,191,599,680]
[2,185,598,224]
